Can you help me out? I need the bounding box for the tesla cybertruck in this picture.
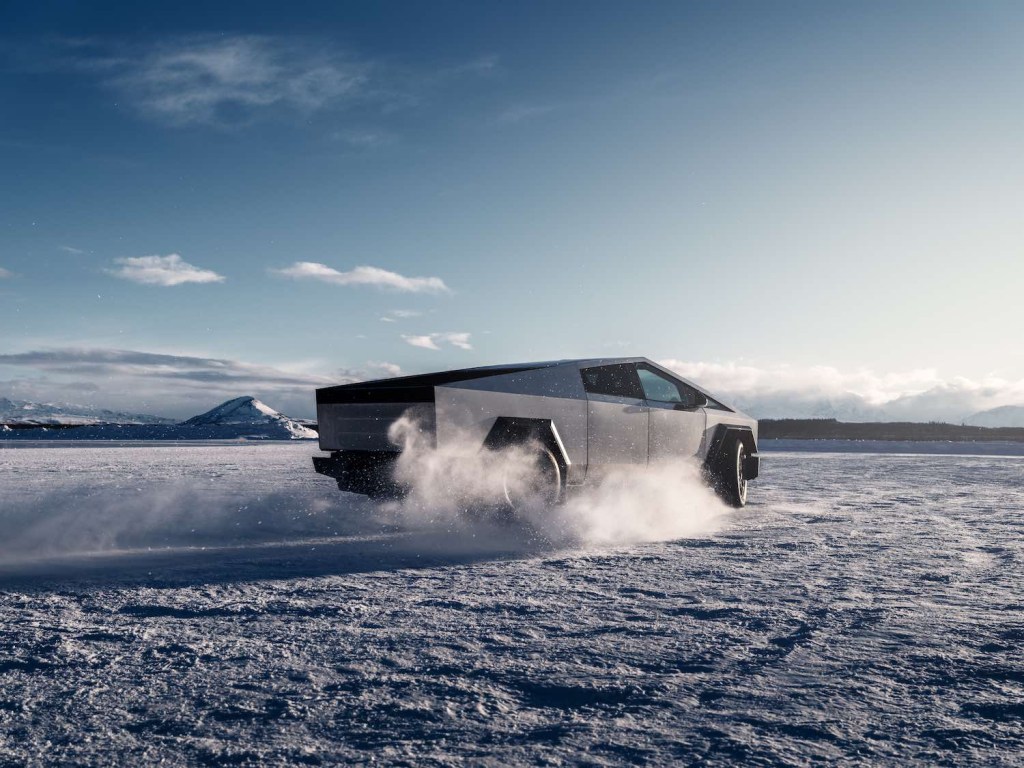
[313,358,759,508]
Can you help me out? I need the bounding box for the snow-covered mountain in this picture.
[182,396,317,439]
[0,397,174,426]
[964,405,1024,428]
[0,395,316,440]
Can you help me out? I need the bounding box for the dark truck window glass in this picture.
[636,364,705,407]
[581,364,644,399]
[637,366,683,402]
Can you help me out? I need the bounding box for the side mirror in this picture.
[674,392,708,410]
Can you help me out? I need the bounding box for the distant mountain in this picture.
[182,396,317,439]
[0,396,173,426]
[730,393,887,422]
[760,418,1024,442]
[0,396,316,440]
[964,405,1024,428]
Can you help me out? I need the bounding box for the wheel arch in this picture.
[482,417,571,482]
[704,425,759,479]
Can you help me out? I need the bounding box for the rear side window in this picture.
[581,364,644,399]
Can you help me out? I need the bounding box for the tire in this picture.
[714,438,749,508]
[503,446,562,512]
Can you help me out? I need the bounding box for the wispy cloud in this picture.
[0,349,322,387]
[364,361,404,378]
[0,348,401,419]
[108,35,368,127]
[380,309,422,322]
[494,104,556,124]
[59,245,86,255]
[401,332,472,351]
[0,267,12,279]
[107,254,225,286]
[660,359,1024,423]
[22,35,497,129]
[272,262,448,293]
[331,129,397,148]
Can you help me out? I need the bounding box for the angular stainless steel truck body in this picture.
[313,357,759,506]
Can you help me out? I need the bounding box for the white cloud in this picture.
[380,309,423,322]
[273,262,448,293]
[402,335,440,350]
[495,104,556,124]
[401,332,472,351]
[59,245,86,255]
[0,348,403,419]
[30,35,496,130]
[443,333,473,350]
[365,361,404,378]
[659,359,1024,423]
[108,254,225,286]
[0,267,11,279]
[331,130,397,148]
[110,35,368,127]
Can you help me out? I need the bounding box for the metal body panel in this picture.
[585,393,649,473]
[317,402,432,452]
[434,385,589,484]
[648,402,706,461]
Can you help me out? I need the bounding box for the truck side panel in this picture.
[433,387,588,485]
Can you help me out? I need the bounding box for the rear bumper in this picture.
[313,451,402,497]
[743,453,760,480]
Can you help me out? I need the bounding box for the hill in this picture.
[759,418,1024,442]
[0,396,316,440]
[0,397,173,427]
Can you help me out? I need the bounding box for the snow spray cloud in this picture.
[386,414,540,520]
[0,485,374,563]
[384,414,730,546]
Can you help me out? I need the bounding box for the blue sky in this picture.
[2,1,1023,419]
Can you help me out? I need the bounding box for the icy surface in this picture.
[0,444,1021,766]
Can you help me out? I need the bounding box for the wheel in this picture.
[502,447,562,512]
[715,438,748,508]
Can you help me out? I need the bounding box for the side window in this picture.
[637,364,705,407]
[581,364,644,399]
[637,367,683,403]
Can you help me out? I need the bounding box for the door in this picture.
[636,363,706,461]
[581,363,649,476]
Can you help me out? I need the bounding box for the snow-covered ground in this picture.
[0,443,1021,766]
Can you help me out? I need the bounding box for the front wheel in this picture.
[714,439,749,508]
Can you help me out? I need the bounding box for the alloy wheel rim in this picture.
[736,446,748,504]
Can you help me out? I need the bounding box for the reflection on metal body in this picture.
[648,401,706,461]
[585,393,649,476]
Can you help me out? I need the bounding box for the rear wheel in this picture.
[715,438,749,508]
[503,447,562,512]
